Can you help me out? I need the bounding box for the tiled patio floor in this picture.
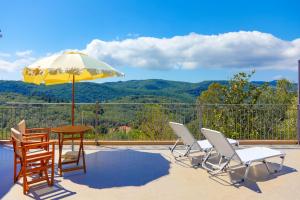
[1,145,300,200]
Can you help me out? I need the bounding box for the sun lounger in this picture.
[169,122,238,158]
[201,128,285,182]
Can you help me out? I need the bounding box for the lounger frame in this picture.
[168,122,238,162]
[201,128,285,182]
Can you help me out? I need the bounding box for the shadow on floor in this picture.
[0,145,14,199]
[26,181,76,200]
[209,162,297,193]
[63,149,170,189]
[0,145,75,200]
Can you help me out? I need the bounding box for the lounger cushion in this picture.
[198,138,238,151]
[236,147,284,164]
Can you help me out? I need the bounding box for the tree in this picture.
[198,71,296,139]
[199,83,225,104]
[137,105,173,140]
[199,71,268,105]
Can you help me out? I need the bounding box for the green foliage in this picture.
[200,71,269,105]
[277,97,297,139]
[0,77,297,141]
[0,79,288,104]
[199,71,296,140]
[136,105,175,140]
[96,129,150,140]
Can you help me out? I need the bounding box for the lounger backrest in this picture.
[201,128,241,162]
[169,122,197,147]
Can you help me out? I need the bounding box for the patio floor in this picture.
[1,144,300,200]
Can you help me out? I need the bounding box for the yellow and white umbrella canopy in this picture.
[22,51,124,126]
[23,51,124,85]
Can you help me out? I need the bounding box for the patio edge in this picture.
[0,140,298,145]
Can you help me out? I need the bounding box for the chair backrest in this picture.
[201,128,241,162]
[11,128,23,157]
[169,122,198,147]
[17,119,26,135]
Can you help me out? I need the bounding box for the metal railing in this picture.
[0,102,297,141]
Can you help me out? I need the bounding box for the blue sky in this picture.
[1,0,300,83]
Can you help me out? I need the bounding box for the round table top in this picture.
[51,125,91,134]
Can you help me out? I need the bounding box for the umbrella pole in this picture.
[72,74,75,151]
[72,74,75,126]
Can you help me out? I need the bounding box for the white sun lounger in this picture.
[169,122,238,158]
[201,128,286,182]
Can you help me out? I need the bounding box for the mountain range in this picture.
[0,79,286,103]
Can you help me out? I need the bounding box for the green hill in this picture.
[0,79,289,103]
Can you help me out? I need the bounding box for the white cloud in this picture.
[1,31,300,75]
[84,31,300,70]
[126,33,140,38]
[272,75,284,80]
[0,52,11,58]
[0,52,35,72]
[16,50,33,57]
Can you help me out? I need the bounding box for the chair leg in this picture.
[44,160,51,186]
[169,139,180,154]
[22,164,28,194]
[202,149,215,172]
[39,160,43,176]
[242,163,251,182]
[13,155,17,183]
[51,154,54,186]
[275,156,285,172]
[263,160,271,173]
[183,145,193,157]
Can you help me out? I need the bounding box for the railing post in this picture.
[298,60,300,144]
[197,101,203,139]
[95,101,100,145]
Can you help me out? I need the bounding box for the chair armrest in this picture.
[25,127,50,133]
[24,132,48,137]
[23,134,47,140]
[24,141,55,150]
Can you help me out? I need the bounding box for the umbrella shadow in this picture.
[63,149,170,189]
[0,145,14,199]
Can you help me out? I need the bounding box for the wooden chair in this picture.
[17,119,50,142]
[11,128,55,194]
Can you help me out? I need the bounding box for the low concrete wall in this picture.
[0,139,299,145]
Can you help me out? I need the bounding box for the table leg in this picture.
[71,132,74,151]
[81,133,86,173]
[58,134,63,176]
[77,140,81,166]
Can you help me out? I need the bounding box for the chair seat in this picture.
[236,147,285,164]
[27,149,47,155]
[197,138,238,151]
